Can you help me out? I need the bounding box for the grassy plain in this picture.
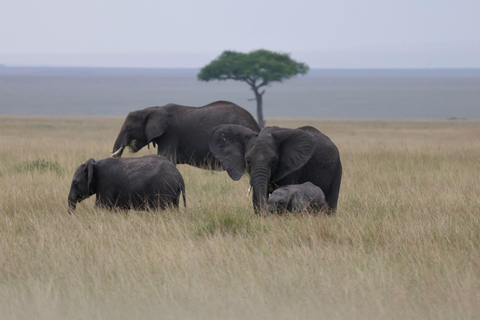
[0,116,479,320]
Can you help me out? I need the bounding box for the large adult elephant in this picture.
[111,101,260,169]
[209,125,342,213]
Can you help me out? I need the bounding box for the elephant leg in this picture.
[157,145,178,166]
[325,162,342,214]
[171,192,180,208]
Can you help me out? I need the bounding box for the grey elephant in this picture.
[209,125,342,213]
[267,182,327,214]
[111,100,260,169]
[67,155,186,213]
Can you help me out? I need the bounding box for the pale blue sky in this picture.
[1,0,479,68]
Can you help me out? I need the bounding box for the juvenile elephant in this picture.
[67,155,186,213]
[111,100,260,169]
[209,125,342,213]
[267,182,327,214]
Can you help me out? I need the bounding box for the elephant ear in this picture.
[270,129,317,182]
[145,108,170,143]
[209,124,258,181]
[85,158,95,192]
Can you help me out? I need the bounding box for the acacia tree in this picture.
[197,49,309,128]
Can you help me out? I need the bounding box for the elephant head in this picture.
[266,188,292,213]
[68,158,96,214]
[209,125,317,212]
[111,107,170,157]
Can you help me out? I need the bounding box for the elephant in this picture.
[209,125,342,213]
[267,182,327,214]
[111,100,260,169]
[67,155,186,213]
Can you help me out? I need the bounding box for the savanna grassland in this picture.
[1,116,479,320]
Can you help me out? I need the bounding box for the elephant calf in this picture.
[267,182,326,214]
[68,155,186,213]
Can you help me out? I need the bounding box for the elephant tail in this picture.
[181,186,186,209]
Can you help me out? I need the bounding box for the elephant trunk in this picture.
[267,202,277,213]
[111,132,126,157]
[250,167,270,214]
[68,199,76,214]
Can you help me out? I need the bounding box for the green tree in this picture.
[197,49,309,128]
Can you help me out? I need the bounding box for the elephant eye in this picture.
[271,158,277,166]
[245,158,251,173]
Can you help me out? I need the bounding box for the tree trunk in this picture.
[253,88,265,128]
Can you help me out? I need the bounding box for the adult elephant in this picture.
[111,101,260,169]
[209,125,342,213]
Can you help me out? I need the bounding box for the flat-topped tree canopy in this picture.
[198,49,309,128]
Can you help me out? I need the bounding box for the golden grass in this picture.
[1,116,479,319]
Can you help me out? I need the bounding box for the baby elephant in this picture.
[267,182,326,214]
[68,155,186,213]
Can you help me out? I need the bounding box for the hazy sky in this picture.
[1,0,479,68]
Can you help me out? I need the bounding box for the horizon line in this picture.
[2,64,480,70]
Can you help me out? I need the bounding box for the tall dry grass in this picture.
[0,116,479,320]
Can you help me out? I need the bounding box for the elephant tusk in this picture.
[111,146,124,157]
[247,185,252,197]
